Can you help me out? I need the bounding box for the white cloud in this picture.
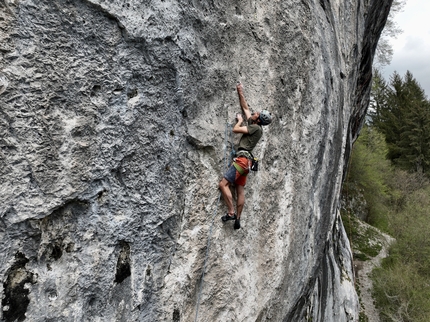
[403,35,428,52]
[381,0,430,97]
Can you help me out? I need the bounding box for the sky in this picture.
[381,0,430,98]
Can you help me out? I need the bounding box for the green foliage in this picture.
[371,70,430,174]
[344,120,430,321]
[341,210,383,260]
[372,262,430,322]
[359,311,369,322]
[344,125,392,231]
[387,183,430,276]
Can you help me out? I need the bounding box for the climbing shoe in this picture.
[221,213,237,222]
[234,219,241,230]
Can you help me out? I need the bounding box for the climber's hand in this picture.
[236,82,243,93]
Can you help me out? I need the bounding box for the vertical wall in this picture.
[0,0,391,321]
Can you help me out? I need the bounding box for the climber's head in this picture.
[250,111,272,125]
[257,110,272,126]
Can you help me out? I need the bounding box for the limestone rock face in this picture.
[0,0,391,321]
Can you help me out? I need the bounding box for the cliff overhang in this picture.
[0,0,392,321]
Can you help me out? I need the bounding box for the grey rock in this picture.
[0,0,391,321]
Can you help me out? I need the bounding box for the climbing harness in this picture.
[236,149,253,159]
[194,121,232,322]
[236,149,259,172]
[250,156,259,171]
[233,161,248,176]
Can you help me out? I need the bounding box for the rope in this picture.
[229,123,236,162]
[194,193,221,322]
[194,121,232,322]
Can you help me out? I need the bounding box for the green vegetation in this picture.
[371,179,430,321]
[344,128,430,320]
[359,311,369,322]
[343,69,430,321]
[343,125,392,230]
[341,210,383,261]
[370,70,430,174]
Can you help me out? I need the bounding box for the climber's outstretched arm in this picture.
[236,83,252,120]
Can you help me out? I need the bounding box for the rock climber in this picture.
[219,82,272,230]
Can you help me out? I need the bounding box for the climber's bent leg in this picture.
[219,178,235,216]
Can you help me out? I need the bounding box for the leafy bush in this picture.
[340,211,383,260]
[372,262,430,322]
[343,124,430,321]
[343,125,393,231]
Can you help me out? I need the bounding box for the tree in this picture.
[369,69,389,123]
[371,71,430,174]
[374,0,406,68]
[371,71,404,161]
[396,72,430,173]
